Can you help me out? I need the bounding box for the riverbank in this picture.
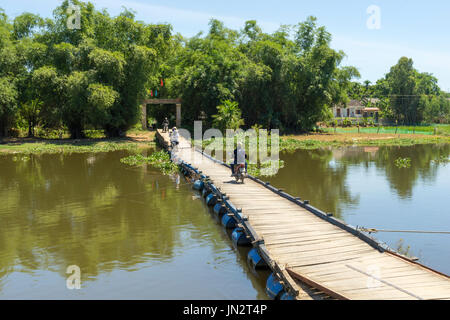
[281,132,450,151]
[2,130,449,155]
[0,131,156,155]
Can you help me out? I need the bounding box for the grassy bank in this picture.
[320,124,450,136]
[200,132,450,154]
[281,133,450,151]
[0,131,156,155]
[2,129,450,156]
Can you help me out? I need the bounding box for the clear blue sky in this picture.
[1,0,450,90]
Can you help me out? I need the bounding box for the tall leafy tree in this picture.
[20,98,42,137]
[212,100,245,131]
[383,57,445,124]
[170,19,245,127]
[26,1,171,137]
[0,77,18,137]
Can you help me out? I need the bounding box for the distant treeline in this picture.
[347,58,450,125]
[0,0,448,138]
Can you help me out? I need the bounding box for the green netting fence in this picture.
[320,126,437,135]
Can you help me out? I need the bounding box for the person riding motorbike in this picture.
[231,143,248,177]
[170,127,179,149]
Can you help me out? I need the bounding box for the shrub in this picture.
[342,118,352,127]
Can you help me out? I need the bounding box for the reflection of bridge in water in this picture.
[157,129,450,300]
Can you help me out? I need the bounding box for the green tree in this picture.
[422,95,450,123]
[280,17,352,131]
[31,66,65,129]
[28,1,170,137]
[212,100,245,132]
[12,12,44,40]
[63,71,92,138]
[383,57,444,124]
[0,77,18,137]
[170,19,245,127]
[0,9,12,49]
[87,83,120,129]
[20,98,42,137]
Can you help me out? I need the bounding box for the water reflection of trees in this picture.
[338,144,450,199]
[266,144,449,217]
[266,149,360,218]
[0,151,223,281]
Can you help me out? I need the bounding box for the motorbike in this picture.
[234,163,246,183]
[170,140,179,152]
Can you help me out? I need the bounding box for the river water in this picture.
[0,150,269,299]
[267,144,450,275]
[0,144,448,299]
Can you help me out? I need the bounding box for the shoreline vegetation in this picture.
[1,129,449,155]
[1,1,449,145]
[280,132,450,151]
[2,129,449,178]
[0,130,156,155]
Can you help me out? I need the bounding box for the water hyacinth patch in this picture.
[248,160,285,177]
[0,141,143,155]
[120,151,178,175]
[394,157,412,168]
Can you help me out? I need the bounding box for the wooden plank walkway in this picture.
[157,130,450,300]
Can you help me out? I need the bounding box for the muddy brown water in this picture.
[0,143,448,299]
[266,144,450,275]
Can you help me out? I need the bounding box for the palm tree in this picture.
[212,100,245,132]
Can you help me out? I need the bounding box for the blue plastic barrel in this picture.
[266,273,284,300]
[213,203,227,217]
[193,180,204,191]
[205,193,217,206]
[231,228,251,246]
[280,292,295,300]
[202,188,209,198]
[221,214,237,229]
[247,248,268,270]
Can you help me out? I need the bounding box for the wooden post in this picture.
[141,103,147,130]
[176,103,181,127]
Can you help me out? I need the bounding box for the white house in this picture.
[332,98,380,118]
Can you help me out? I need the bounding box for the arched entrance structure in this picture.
[141,98,182,130]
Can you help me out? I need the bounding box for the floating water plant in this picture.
[394,157,411,168]
[12,155,30,162]
[120,151,178,175]
[247,160,285,177]
[1,141,143,155]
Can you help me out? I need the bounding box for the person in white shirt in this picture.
[170,127,179,148]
